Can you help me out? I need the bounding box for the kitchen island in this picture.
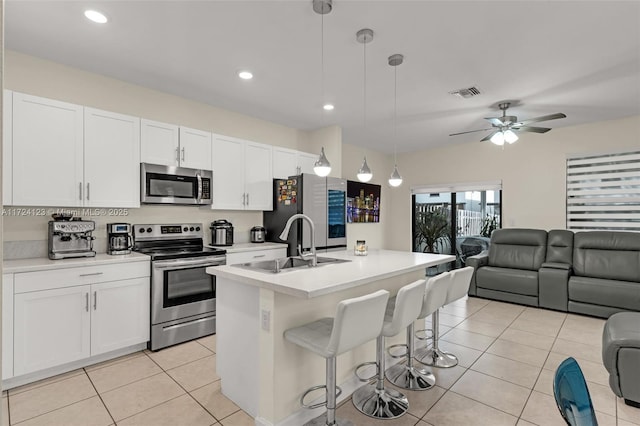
[207,249,454,426]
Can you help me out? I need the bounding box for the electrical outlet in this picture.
[261,309,271,331]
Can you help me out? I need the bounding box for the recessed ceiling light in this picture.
[323,104,335,111]
[84,10,108,24]
[238,71,253,80]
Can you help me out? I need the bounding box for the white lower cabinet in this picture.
[2,274,14,380]
[91,278,150,356]
[10,261,150,378]
[14,285,91,376]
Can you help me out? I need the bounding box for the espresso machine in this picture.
[48,219,97,260]
[107,223,133,255]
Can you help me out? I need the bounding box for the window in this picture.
[567,150,640,231]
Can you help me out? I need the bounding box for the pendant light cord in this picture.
[394,64,397,165]
[321,12,324,124]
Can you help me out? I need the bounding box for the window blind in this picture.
[566,150,640,231]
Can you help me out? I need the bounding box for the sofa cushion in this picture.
[488,229,548,271]
[569,276,640,311]
[476,266,538,296]
[546,229,574,264]
[573,231,640,282]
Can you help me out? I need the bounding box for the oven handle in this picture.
[153,256,226,270]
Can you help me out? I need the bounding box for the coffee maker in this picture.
[107,223,133,255]
[48,219,97,260]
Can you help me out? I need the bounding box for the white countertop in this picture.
[205,242,287,254]
[3,252,150,273]
[207,249,455,299]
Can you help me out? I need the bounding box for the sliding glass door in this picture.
[412,187,502,270]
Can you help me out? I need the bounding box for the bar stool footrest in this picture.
[354,361,378,382]
[414,328,434,341]
[301,384,343,409]
[387,343,408,359]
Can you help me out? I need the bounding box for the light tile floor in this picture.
[3,298,640,426]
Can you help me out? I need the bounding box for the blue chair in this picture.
[553,357,598,426]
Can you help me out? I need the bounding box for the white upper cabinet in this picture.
[272,147,298,179]
[3,90,13,205]
[12,93,84,206]
[244,141,273,211]
[84,108,140,208]
[297,151,319,175]
[140,119,179,167]
[212,134,273,211]
[272,147,318,179]
[141,120,212,170]
[179,127,212,170]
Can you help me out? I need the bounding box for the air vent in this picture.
[449,86,482,99]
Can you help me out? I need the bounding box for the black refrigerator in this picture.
[263,173,347,256]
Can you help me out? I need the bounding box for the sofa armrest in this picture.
[603,313,640,373]
[465,253,488,296]
[466,253,488,269]
[541,262,572,271]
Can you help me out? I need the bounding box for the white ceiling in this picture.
[5,0,640,154]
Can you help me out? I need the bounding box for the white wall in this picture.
[341,142,393,250]
[386,115,640,250]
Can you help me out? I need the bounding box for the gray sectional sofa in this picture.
[466,228,640,318]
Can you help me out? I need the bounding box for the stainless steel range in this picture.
[133,223,226,351]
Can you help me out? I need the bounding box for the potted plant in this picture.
[480,214,498,238]
[414,208,450,253]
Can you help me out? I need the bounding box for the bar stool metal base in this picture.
[415,347,458,368]
[385,363,436,390]
[304,414,353,426]
[352,384,409,419]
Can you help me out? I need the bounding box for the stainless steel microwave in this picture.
[141,163,212,205]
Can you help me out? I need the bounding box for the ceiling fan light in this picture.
[490,132,505,146]
[388,165,402,187]
[313,147,332,177]
[356,156,373,182]
[504,129,518,144]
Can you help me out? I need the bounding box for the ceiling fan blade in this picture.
[449,128,494,137]
[514,126,551,133]
[480,131,499,142]
[514,113,566,126]
[484,117,503,126]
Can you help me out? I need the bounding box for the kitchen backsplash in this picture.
[3,205,263,259]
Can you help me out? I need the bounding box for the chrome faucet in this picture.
[278,213,317,267]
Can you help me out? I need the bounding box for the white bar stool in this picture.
[416,266,474,368]
[386,271,451,390]
[352,279,427,419]
[284,290,390,426]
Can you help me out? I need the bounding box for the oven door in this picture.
[151,255,225,324]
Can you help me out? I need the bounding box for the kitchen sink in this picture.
[233,256,351,273]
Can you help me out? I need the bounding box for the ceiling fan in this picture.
[450,102,567,145]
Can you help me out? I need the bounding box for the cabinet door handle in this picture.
[242,193,246,206]
[181,147,185,162]
[246,193,249,205]
[86,182,90,201]
[79,182,83,201]
[93,291,97,310]
[85,292,89,312]
[176,147,180,162]
[79,272,103,277]
[253,254,266,258]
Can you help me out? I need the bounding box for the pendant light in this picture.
[314,147,332,177]
[313,0,332,177]
[356,28,374,183]
[388,54,403,187]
